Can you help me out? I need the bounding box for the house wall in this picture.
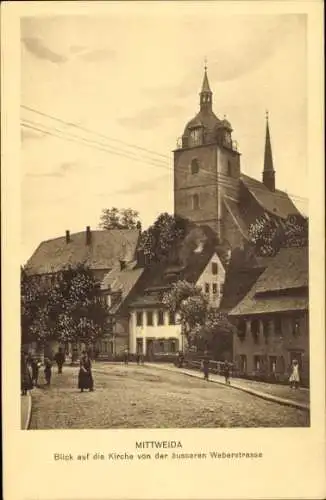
[233,311,309,384]
[129,309,182,356]
[196,252,225,307]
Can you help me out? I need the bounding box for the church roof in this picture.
[229,246,308,317]
[240,174,300,219]
[25,229,140,275]
[201,69,212,93]
[184,110,221,134]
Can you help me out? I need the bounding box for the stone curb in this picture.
[23,391,33,430]
[145,364,310,412]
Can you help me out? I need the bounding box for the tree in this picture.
[138,213,190,264]
[21,268,50,345]
[99,207,140,230]
[163,280,234,356]
[248,213,308,256]
[21,264,108,347]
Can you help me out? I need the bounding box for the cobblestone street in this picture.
[28,364,309,429]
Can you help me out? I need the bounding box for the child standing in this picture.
[289,359,300,389]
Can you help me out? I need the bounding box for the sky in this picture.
[21,11,308,265]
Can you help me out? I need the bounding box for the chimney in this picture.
[86,226,91,245]
[65,230,70,244]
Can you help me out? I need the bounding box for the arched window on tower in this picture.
[192,193,200,210]
[191,158,199,174]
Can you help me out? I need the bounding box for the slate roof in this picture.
[101,264,145,314]
[223,197,249,239]
[229,246,308,317]
[25,229,140,275]
[240,174,300,220]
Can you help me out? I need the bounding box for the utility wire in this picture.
[21,121,170,171]
[21,104,171,160]
[21,112,308,205]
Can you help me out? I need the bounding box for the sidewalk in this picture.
[21,392,32,430]
[145,363,310,411]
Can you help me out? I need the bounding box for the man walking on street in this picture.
[54,347,65,374]
[223,360,231,385]
[202,351,210,381]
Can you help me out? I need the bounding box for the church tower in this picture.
[173,66,241,242]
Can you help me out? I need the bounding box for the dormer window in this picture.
[189,128,202,147]
[191,158,199,174]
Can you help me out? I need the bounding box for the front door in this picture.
[289,351,303,369]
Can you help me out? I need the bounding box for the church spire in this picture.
[263,111,275,191]
[200,60,212,111]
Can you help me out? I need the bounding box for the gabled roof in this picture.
[129,225,223,308]
[240,174,300,220]
[101,263,145,314]
[229,246,308,317]
[25,229,140,275]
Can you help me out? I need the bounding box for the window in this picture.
[237,320,246,341]
[136,312,143,327]
[227,160,232,176]
[158,310,164,326]
[169,311,175,325]
[263,319,270,343]
[212,283,217,294]
[240,354,247,373]
[220,283,224,296]
[191,158,199,174]
[159,341,165,352]
[211,262,218,275]
[269,356,277,374]
[254,355,261,372]
[192,193,200,210]
[251,319,260,344]
[170,341,176,353]
[292,317,301,336]
[190,128,202,146]
[205,283,210,294]
[147,311,153,326]
[274,316,282,335]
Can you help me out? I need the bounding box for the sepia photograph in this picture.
[19,11,311,432]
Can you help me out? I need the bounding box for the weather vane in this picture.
[204,57,207,72]
[265,110,269,120]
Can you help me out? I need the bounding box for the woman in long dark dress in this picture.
[78,352,94,392]
[21,352,33,395]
